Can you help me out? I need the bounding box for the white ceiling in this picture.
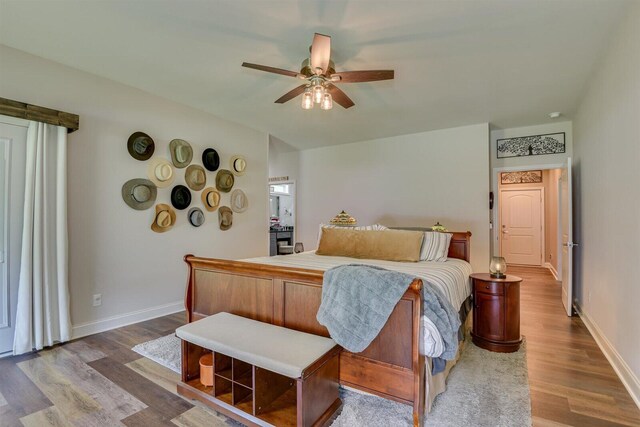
[0,0,629,149]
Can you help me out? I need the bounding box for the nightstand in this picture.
[470,273,522,353]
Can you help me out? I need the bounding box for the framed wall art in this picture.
[501,170,543,185]
[497,132,565,159]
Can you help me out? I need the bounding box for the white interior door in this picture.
[0,121,28,355]
[500,188,543,266]
[560,158,574,316]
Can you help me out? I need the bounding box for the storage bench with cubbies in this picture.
[176,312,342,427]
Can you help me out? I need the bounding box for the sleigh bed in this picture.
[181,231,472,427]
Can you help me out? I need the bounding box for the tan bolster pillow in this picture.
[316,228,424,262]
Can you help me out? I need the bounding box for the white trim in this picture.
[544,262,559,280]
[0,139,10,329]
[0,115,29,128]
[575,303,640,409]
[71,300,184,340]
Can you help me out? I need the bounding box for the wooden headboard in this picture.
[390,228,472,262]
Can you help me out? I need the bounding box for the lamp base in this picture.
[490,272,506,279]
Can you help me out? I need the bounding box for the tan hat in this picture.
[147,158,175,188]
[215,169,235,193]
[201,187,221,211]
[169,139,193,168]
[230,189,248,213]
[185,165,206,191]
[230,155,246,176]
[218,206,233,231]
[151,204,176,233]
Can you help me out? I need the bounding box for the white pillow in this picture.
[316,223,388,247]
[420,232,453,262]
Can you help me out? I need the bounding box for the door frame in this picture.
[499,187,545,267]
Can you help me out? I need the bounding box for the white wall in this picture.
[572,1,640,405]
[490,122,572,255]
[296,124,491,272]
[0,45,269,335]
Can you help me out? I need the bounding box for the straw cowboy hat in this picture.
[151,204,176,233]
[187,207,205,227]
[122,178,157,210]
[147,158,175,188]
[201,187,221,211]
[185,165,206,191]
[218,206,233,231]
[230,189,248,213]
[169,139,193,168]
[202,148,220,172]
[127,131,155,161]
[230,155,246,176]
[215,169,235,193]
[171,185,192,210]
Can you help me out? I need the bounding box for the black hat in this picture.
[127,132,155,161]
[171,185,192,210]
[202,148,220,171]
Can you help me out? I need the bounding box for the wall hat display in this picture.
[215,169,235,193]
[169,139,193,168]
[127,131,155,161]
[230,189,248,213]
[121,178,157,210]
[230,155,246,176]
[187,207,205,227]
[201,187,221,211]
[147,158,175,188]
[151,204,176,233]
[171,185,192,210]
[185,164,207,191]
[202,148,220,171]
[218,206,233,230]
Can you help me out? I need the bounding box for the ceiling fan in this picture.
[242,33,394,110]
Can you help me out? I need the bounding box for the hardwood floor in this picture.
[0,266,638,426]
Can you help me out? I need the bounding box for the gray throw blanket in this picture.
[317,264,461,359]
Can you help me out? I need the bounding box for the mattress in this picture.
[242,251,473,357]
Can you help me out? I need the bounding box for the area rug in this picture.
[133,334,531,426]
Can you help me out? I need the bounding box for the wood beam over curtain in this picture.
[0,97,79,133]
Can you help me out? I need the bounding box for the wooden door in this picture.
[560,158,574,316]
[500,189,543,266]
[474,293,504,341]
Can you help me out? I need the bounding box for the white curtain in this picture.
[13,121,71,355]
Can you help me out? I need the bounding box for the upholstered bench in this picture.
[176,312,342,427]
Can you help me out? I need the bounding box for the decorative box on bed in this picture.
[181,231,471,427]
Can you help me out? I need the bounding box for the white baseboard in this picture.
[544,262,559,280]
[575,303,640,409]
[71,300,184,340]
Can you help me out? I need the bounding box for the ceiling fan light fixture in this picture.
[313,84,325,104]
[321,93,333,110]
[301,88,314,110]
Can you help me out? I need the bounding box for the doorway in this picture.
[268,182,295,256]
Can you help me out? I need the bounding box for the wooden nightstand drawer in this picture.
[474,280,504,295]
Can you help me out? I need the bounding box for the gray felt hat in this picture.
[187,207,205,227]
[122,178,157,210]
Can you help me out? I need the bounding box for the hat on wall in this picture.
[169,139,193,168]
[215,169,235,193]
[187,207,205,227]
[218,206,233,231]
[171,185,192,210]
[202,148,220,172]
[230,189,248,213]
[127,132,155,161]
[230,155,246,176]
[185,165,206,191]
[147,158,175,188]
[201,187,220,211]
[151,204,176,233]
[122,178,157,210]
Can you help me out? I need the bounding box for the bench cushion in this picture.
[176,312,336,378]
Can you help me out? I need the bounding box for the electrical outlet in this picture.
[93,294,102,307]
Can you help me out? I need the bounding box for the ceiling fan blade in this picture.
[242,62,299,78]
[331,70,395,83]
[326,84,355,109]
[310,33,331,75]
[274,85,308,104]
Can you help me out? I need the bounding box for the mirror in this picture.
[269,182,295,228]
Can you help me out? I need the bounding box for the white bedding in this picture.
[242,251,473,357]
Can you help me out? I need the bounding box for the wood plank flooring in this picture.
[0,267,638,426]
